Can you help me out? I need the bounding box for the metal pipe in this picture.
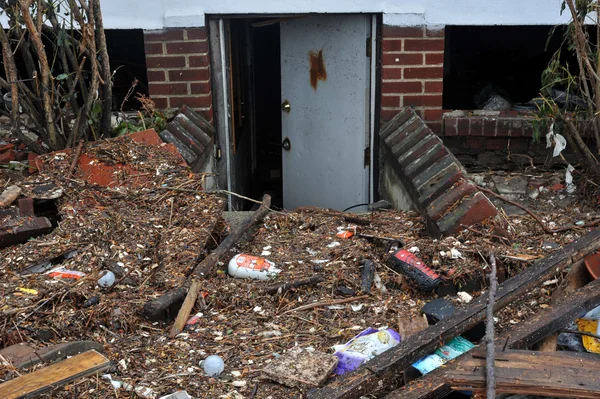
[219,18,233,209]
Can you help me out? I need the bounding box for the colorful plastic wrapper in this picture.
[333,327,401,375]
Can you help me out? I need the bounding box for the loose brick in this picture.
[382,26,424,38]
[382,95,400,108]
[382,39,403,52]
[404,66,443,80]
[190,82,212,95]
[417,162,462,204]
[186,28,208,40]
[146,56,186,69]
[189,55,211,68]
[412,154,455,190]
[146,70,166,82]
[168,68,210,82]
[0,143,15,153]
[166,41,209,55]
[149,83,188,96]
[0,150,16,163]
[381,81,422,94]
[383,53,423,66]
[386,116,422,148]
[403,94,442,107]
[457,118,470,136]
[380,109,415,140]
[425,53,444,65]
[424,80,443,93]
[406,145,448,180]
[144,42,164,55]
[144,29,184,42]
[169,95,212,109]
[398,135,438,168]
[391,126,429,157]
[404,39,444,52]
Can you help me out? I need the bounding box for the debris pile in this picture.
[1,130,600,399]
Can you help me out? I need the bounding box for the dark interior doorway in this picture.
[228,18,283,209]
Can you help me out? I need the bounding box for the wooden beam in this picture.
[308,228,600,399]
[0,350,110,399]
[447,350,600,398]
[384,272,600,399]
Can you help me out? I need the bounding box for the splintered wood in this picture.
[446,350,600,398]
[0,350,110,399]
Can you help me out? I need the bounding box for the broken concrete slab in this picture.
[491,174,528,195]
[263,347,338,388]
[380,108,498,237]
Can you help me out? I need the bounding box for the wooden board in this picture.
[0,350,110,399]
[446,350,600,398]
[308,228,600,399]
[384,271,600,399]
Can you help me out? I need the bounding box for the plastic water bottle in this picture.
[202,355,224,376]
[98,270,115,287]
[228,254,281,280]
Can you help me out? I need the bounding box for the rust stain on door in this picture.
[309,49,327,90]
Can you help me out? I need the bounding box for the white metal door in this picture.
[280,15,372,211]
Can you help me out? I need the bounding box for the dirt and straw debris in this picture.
[0,137,597,398]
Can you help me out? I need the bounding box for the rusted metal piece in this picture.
[309,49,327,90]
[159,105,214,172]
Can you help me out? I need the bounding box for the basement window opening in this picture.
[442,25,584,111]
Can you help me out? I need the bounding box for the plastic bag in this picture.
[333,328,401,374]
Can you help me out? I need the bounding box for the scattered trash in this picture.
[135,386,157,399]
[398,312,429,340]
[576,318,600,353]
[333,327,401,375]
[408,246,420,253]
[457,292,473,303]
[82,296,100,308]
[566,164,576,193]
[422,298,456,324]
[450,248,462,259]
[98,270,115,287]
[360,259,375,294]
[47,268,85,280]
[411,336,475,375]
[351,304,364,312]
[388,249,441,290]
[327,241,341,248]
[336,230,354,239]
[228,254,281,280]
[0,185,22,208]
[262,346,338,387]
[158,391,192,399]
[336,286,356,296]
[202,355,225,376]
[15,287,38,295]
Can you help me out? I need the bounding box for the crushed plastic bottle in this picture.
[98,270,115,287]
[202,354,225,376]
[228,254,281,280]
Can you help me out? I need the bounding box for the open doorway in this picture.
[210,15,378,211]
[223,18,283,210]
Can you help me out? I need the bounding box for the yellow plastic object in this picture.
[576,318,600,353]
[16,287,38,295]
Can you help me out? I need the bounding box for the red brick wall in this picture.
[143,28,213,122]
[381,26,445,134]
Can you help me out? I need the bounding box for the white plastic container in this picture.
[228,254,281,280]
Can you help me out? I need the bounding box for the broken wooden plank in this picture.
[308,228,600,399]
[0,350,110,399]
[446,350,600,398]
[384,274,600,399]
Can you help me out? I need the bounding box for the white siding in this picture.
[99,0,570,29]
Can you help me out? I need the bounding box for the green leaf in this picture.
[56,73,69,81]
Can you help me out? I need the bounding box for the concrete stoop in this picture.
[380,107,498,237]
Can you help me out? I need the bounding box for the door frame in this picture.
[207,14,382,210]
